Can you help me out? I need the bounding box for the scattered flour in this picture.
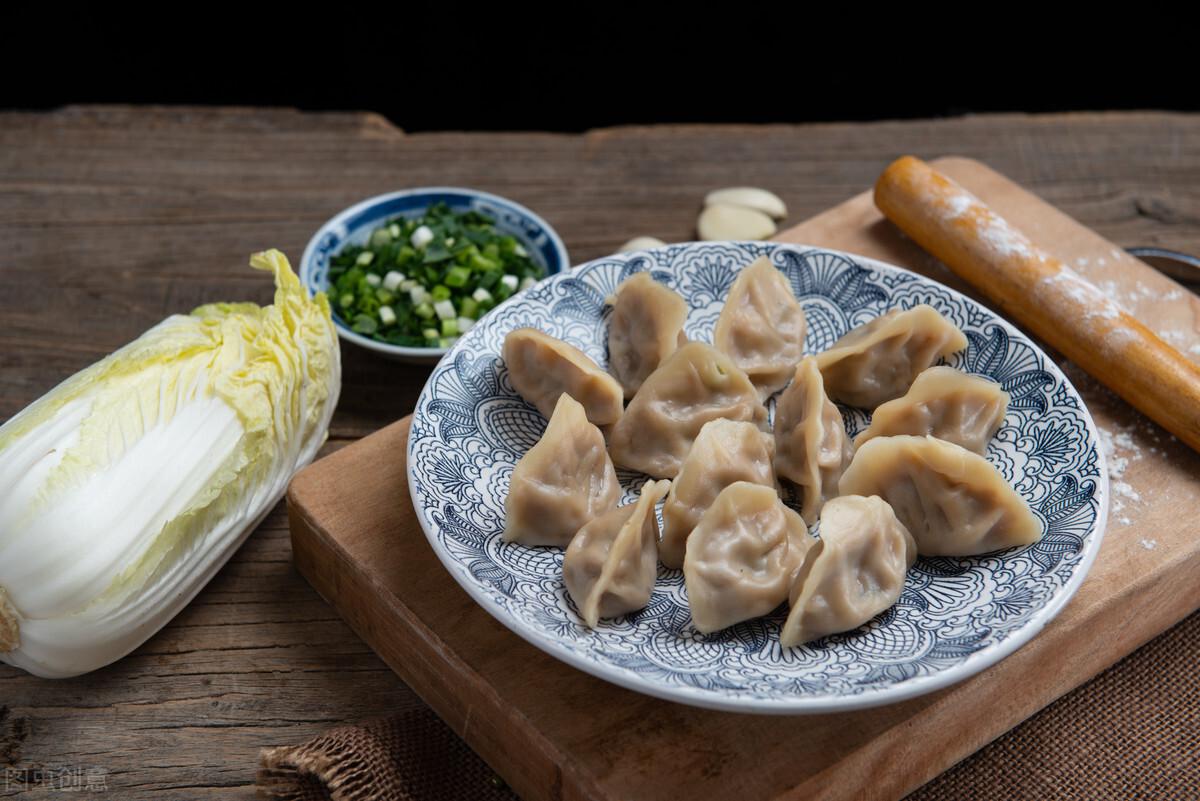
[1113,480,1142,503]
[1098,424,1146,527]
[941,191,974,219]
[976,212,1034,258]
[1190,344,1200,356]
[1161,329,1189,345]
[1094,277,1189,309]
[1040,267,1126,325]
[1139,538,1157,551]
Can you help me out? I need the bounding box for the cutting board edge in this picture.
[288,427,611,801]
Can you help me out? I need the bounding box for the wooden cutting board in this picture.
[288,157,1200,801]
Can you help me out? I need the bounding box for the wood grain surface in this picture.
[2,107,1199,799]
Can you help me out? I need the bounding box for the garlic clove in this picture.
[704,187,788,220]
[617,236,668,253]
[697,204,777,241]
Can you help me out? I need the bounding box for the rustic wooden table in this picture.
[1,107,1197,799]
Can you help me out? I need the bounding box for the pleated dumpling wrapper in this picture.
[780,495,916,648]
[607,272,689,396]
[815,305,967,409]
[503,328,624,426]
[503,394,620,547]
[684,482,814,634]
[774,356,853,525]
[608,342,768,479]
[853,366,1009,455]
[713,256,807,399]
[564,479,671,628]
[838,435,1042,556]
[660,419,777,570]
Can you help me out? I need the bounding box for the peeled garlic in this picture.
[697,204,777,241]
[705,187,787,220]
[617,236,668,253]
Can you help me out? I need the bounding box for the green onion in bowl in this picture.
[327,203,546,348]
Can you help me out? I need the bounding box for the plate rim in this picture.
[407,241,1110,714]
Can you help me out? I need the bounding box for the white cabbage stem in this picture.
[0,250,340,678]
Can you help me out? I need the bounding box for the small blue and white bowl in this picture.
[301,187,570,363]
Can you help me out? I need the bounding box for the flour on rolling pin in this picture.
[875,156,1200,455]
[923,176,1136,354]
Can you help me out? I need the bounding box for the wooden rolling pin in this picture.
[875,155,1200,454]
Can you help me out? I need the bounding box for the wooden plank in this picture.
[3,107,1200,799]
[285,157,1200,801]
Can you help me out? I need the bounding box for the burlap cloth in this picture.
[257,609,1200,801]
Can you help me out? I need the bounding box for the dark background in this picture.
[2,19,1192,132]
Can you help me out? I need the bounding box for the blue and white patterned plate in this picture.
[408,242,1108,714]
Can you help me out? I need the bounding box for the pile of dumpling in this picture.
[501,257,1042,648]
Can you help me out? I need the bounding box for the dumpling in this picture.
[660,419,776,569]
[563,479,671,627]
[815,305,968,408]
[838,435,1042,556]
[780,495,915,648]
[773,356,853,525]
[608,342,768,479]
[503,328,623,426]
[713,256,807,399]
[683,482,814,634]
[503,394,620,547]
[854,366,1009,455]
[607,273,689,395]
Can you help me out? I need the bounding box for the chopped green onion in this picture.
[411,225,434,249]
[433,299,456,320]
[351,314,378,335]
[326,203,546,348]
[469,252,499,271]
[444,266,471,287]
